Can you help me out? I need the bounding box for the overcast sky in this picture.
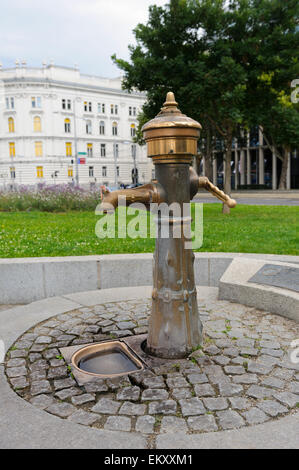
[0,0,169,77]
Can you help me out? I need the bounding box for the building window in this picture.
[89,166,94,177]
[6,97,14,109]
[10,167,16,179]
[129,106,132,116]
[87,143,93,157]
[102,166,107,177]
[98,103,105,113]
[66,142,72,156]
[62,99,66,110]
[114,143,119,159]
[64,118,71,133]
[67,99,71,110]
[8,117,15,133]
[36,166,43,178]
[33,116,42,132]
[129,107,136,116]
[62,99,71,110]
[68,167,73,178]
[84,101,92,112]
[110,104,118,115]
[99,120,105,135]
[100,144,106,157]
[86,120,92,134]
[130,123,136,137]
[32,96,41,108]
[35,141,43,157]
[116,166,119,177]
[112,121,118,136]
[9,142,15,157]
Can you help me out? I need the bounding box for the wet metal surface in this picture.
[249,264,299,293]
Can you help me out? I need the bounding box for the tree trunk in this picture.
[222,135,233,214]
[204,127,213,181]
[278,146,290,190]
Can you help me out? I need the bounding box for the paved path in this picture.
[194,190,299,206]
[0,287,298,449]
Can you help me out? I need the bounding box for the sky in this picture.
[0,0,169,78]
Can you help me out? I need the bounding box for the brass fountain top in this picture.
[141,92,202,132]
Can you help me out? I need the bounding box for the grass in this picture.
[0,203,298,258]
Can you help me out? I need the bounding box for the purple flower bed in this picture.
[0,184,101,212]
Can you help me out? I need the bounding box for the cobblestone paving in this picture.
[4,297,299,436]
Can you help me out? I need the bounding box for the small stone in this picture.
[135,415,155,434]
[6,358,26,368]
[202,397,228,411]
[242,408,269,425]
[148,400,177,415]
[261,349,284,358]
[142,376,166,389]
[84,379,109,393]
[179,398,206,416]
[117,321,136,330]
[228,397,251,410]
[187,373,208,384]
[141,389,169,401]
[104,416,131,431]
[68,410,99,426]
[53,377,76,391]
[46,402,76,418]
[47,366,68,379]
[232,374,258,384]
[91,398,121,414]
[30,370,47,381]
[116,386,140,401]
[204,345,220,356]
[166,376,189,389]
[217,410,245,430]
[187,414,218,432]
[30,394,55,409]
[29,353,42,363]
[247,363,273,375]
[110,330,133,338]
[261,377,285,389]
[289,382,299,394]
[29,360,49,372]
[71,393,95,405]
[119,401,146,416]
[194,383,216,397]
[223,347,239,358]
[218,383,243,396]
[237,339,255,348]
[171,388,192,400]
[30,380,51,396]
[55,387,82,400]
[35,336,52,344]
[160,416,188,433]
[246,385,273,399]
[259,340,280,350]
[43,349,60,360]
[6,366,27,377]
[257,400,288,417]
[9,349,27,358]
[212,356,230,366]
[10,377,29,389]
[240,348,259,357]
[273,391,299,408]
[224,366,246,375]
[273,368,294,380]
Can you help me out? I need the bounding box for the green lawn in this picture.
[0,204,298,258]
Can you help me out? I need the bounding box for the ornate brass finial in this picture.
[159,91,181,115]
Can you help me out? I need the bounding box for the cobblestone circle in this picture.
[5,297,299,435]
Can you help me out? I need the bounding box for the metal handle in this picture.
[198,177,237,208]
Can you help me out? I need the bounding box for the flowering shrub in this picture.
[0,184,101,212]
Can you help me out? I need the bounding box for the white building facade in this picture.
[0,64,152,188]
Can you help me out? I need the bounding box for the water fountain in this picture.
[72,92,236,375]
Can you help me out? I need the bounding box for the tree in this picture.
[112,0,298,205]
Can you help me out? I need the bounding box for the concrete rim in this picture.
[0,286,298,449]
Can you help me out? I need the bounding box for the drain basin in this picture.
[71,341,144,378]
